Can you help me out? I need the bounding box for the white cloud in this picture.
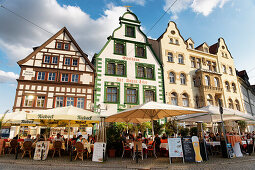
[0,70,19,83]
[121,0,146,6]
[163,0,230,19]
[0,0,127,61]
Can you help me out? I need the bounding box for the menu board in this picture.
[182,137,195,162]
[34,141,50,160]
[92,142,106,162]
[168,138,183,158]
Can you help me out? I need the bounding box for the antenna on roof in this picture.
[124,5,132,11]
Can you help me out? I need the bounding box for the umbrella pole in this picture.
[151,119,154,141]
[67,120,70,151]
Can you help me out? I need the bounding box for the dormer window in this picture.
[189,43,193,49]
[125,25,135,38]
[204,47,209,53]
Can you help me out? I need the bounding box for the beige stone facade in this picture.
[149,21,244,112]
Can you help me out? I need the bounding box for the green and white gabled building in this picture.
[93,10,165,115]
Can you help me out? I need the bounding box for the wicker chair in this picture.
[132,141,143,160]
[0,139,5,155]
[21,141,33,158]
[75,142,87,161]
[9,139,18,154]
[52,141,62,158]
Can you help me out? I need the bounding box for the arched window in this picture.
[180,73,186,85]
[235,100,240,111]
[207,94,213,105]
[182,93,189,107]
[205,76,210,86]
[171,92,178,105]
[214,77,220,87]
[232,83,236,93]
[178,54,184,64]
[225,81,230,91]
[169,72,175,83]
[223,65,226,73]
[169,38,173,43]
[168,52,173,62]
[229,67,233,75]
[228,99,234,109]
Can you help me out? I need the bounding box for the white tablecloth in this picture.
[206,141,221,147]
[129,143,147,149]
[160,143,168,150]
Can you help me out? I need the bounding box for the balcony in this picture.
[201,85,223,93]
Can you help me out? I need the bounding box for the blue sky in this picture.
[0,0,255,114]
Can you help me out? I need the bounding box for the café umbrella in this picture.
[105,101,207,139]
[1,111,40,126]
[27,106,101,149]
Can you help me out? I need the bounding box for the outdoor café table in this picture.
[129,142,147,149]
[160,143,168,150]
[206,141,221,147]
[83,143,94,153]
[49,142,65,150]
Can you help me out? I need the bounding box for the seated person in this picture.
[161,133,167,139]
[72,135,77,141]
[76,135,83,142]
[54,133,64,142]
[24,134,33,142]
[209,133,216,141]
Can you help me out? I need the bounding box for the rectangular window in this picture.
[56,97,64,107]
[48,72,56,81]
[126,88,137,104]
[106,59,126,77]
[64,58,71,65]
[64,43,70,50]
[52,56,58,64]
[207,61,212,71]
[37,72,45,80]
[36,96,45,107]
[126,25,135,38]
[135,45,146,58]
[136,63,154,80]
[197,58,201,68]
[61,73,69,82]
[144,90,155,103]
[24,96,33,107]
[71,74,79,83]
[106,87,118,103]
[56,42,62,49]
[191,57,195,68]
[114,41,125,55]
[189,43,193,49]
[167,52,173,62]
[116,64,124,76]
[72,59,78,66]
[212,62,217,72]
[43,55,51,63]
[66,97,74,106]
[77,98,84,108]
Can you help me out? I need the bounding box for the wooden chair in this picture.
[75,142,87,161]
[0,139,5,155]
[132,141,143,160]
[9,139,18,154]
[52,141,62,158]
[21,141,33,158]
[122,141,132,158]
[147,141,157,158]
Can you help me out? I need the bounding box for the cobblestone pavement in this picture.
[1,153,255,170]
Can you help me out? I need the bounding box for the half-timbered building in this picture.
[13,27,95,112]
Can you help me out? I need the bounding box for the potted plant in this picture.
[238,120,247,133]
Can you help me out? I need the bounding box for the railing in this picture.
[202,86,223,92]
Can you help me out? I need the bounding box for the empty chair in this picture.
[52,141,62,158]
[9,139,18,154]
[75,142,87,161]
[21,141,33,158]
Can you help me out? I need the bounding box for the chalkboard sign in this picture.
[182,137,195,162]
[92,142,106,162]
